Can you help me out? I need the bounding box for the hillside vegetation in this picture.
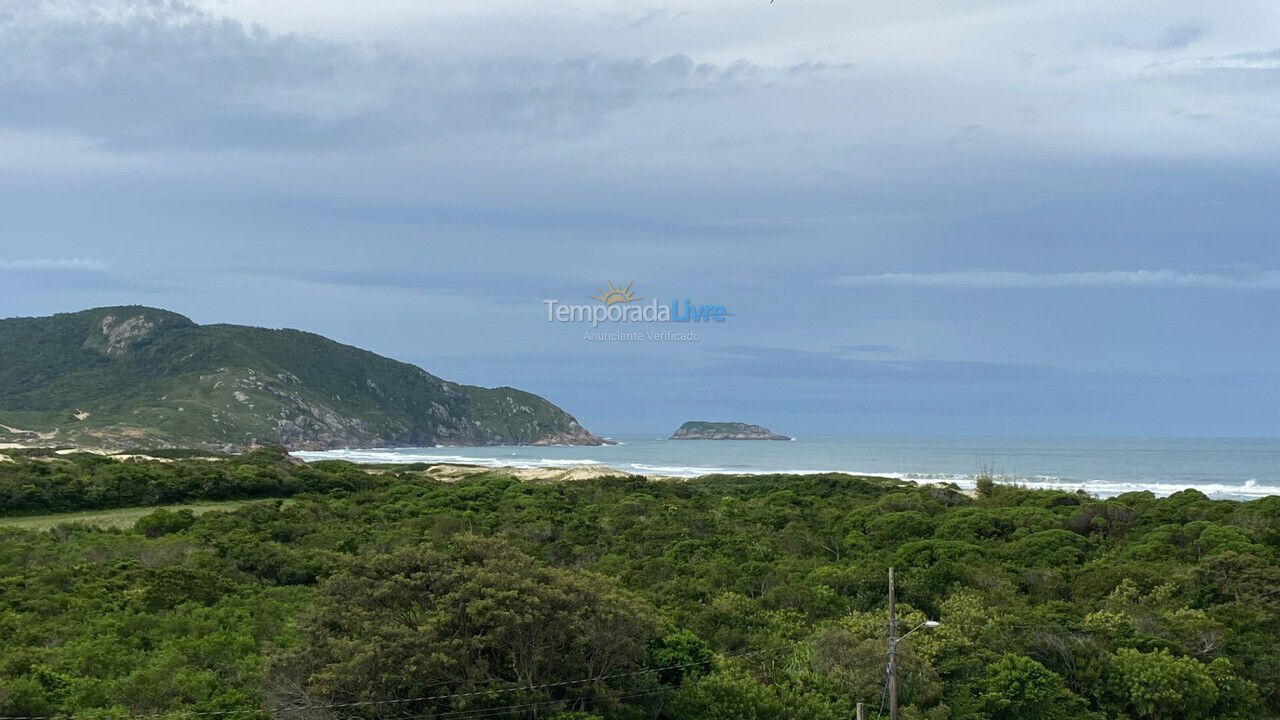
[0,306,604,450]
[0,452,1277,719]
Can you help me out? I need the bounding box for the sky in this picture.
[0,0,1277,437]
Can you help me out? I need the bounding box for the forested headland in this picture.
[1,449,1278,719]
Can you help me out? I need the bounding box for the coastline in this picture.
[291,436,1280,501]
[7,436,1276,501]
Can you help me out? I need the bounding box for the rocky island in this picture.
[669,421,791,441]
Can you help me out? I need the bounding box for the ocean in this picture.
[294,435,1280,501]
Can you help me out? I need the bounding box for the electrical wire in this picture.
[389,685,681,720]
[0,640,799,720]
[0,619,1094,720]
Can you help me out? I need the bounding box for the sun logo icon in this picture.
[589,281,641,305]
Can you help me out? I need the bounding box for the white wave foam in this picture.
[292,449,605,470]
[899,473,1280,499]
[292,449,1278,500]
[628,463,739,476]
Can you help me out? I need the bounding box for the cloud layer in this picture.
[0,0,829,150]
[831,269,1280,290]
[4,0,1278,159]
[1,0,1277,436]
[0,257,108,271]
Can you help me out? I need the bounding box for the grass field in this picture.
[0,498,292,530]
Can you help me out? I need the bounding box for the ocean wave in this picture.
[628,463,740,475]
[292,449,606,470]
[889,473,1280,499]
[293,449,1278,500]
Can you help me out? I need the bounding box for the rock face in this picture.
[669,421,791,441]
[0,306,610,451]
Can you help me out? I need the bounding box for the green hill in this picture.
[0,306,605,450]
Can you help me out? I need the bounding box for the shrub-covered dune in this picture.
[1,451,1277,719]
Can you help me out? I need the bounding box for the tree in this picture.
[667,663,852,720]
[134,508,196,538]
[978,654,1086,720]
[648,630,715,685]
[667,665,782,720]
[867,512,936,545]
[1105,648,1217,720]
[266,536,660,717]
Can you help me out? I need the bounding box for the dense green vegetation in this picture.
[0,306,602,449]
[0,499,284,531]
[0,448,372,515]
[1,452,1278,719]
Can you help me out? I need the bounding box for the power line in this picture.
[0,611,1091,720]
[391,685,683,720]
[269,641,796,716]
[874,664,890,720]
[0,640,801,720]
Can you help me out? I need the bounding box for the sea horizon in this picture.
[295,434,1280,501]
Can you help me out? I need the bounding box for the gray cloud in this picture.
[0,0,826,150]
[3,0,1275,163]
[1223,48,1280,64]
[700,345,1059,382]
[835,344,900,354]
[829,269,1280,290]
[1156,23,1208,51]
[0,257,108,271]
[1153,45,1280,95]
[1,0,358,149]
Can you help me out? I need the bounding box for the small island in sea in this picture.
[669,421,791,441]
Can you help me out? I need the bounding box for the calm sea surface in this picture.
[295,435,1280,500]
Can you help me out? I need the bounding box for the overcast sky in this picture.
[1,0,1277,437]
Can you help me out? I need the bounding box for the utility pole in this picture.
[882,572,940,720]
[856,701,865,720]
[887,566,899,720]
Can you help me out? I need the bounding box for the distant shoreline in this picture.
[293,440,1280,501]
[293,438,1280,499]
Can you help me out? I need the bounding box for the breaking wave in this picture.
[293,444,1279,501]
